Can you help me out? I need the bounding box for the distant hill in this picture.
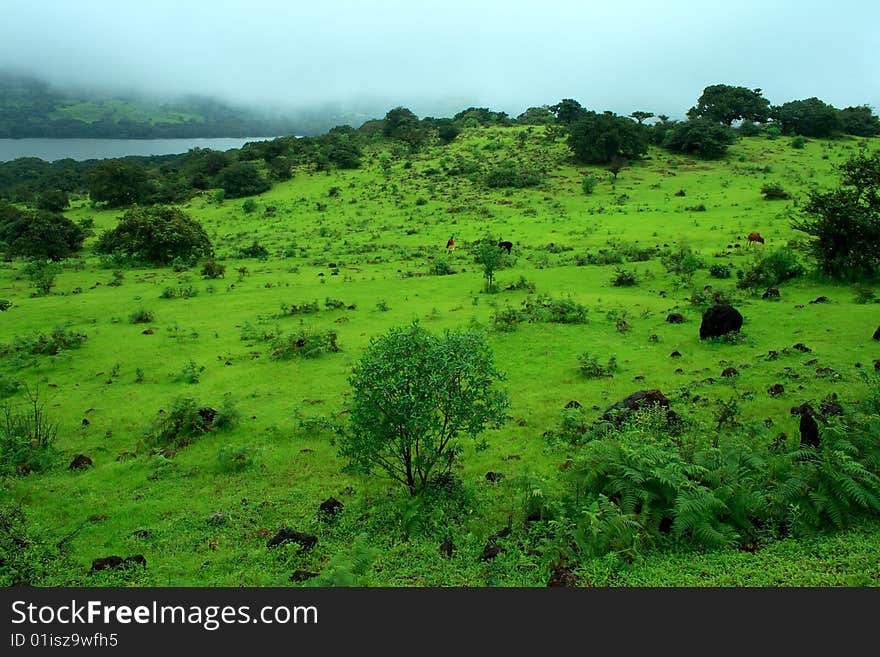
[0,71,370,138]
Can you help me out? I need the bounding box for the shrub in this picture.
[853,285,876,304]
[142,396,236,455]
[492,306,528,332]
[201,259,226,279]
[1,390,58,478]
[662,119,736,159]
[661,245,704,279]
[217,444,256,473]
[791,136,806,149]
[242,199,258,214]
[173,360,205,384]
[215,161,271,198]
[0,328,87,361]
[761,183,791,200]
[160,285,198,299]
[22,259,61,296]
[611,267,639,287]
[269,329,339,359]
[582,176,598,195]
[522,294,588,323]
[485,164,542,188]
[0,208,84,261]
[578,353,618,378]
[736,248,805,290]
[238,241,269,259]
[129,308,155,324]
[96,205,213,266]
[709,263,732,279]
[430,258,455,276]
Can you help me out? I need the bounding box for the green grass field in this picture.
[2,126,879,586]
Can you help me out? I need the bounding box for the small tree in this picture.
[338,322,509,496]
[474,237,510,292]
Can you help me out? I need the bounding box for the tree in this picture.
[771,98,841,137]
[550,98,588,125]
[792,151,880,279]
[382,107,428,151]
[515,106,555,125]
[566,111,648,165]
[35,189,69,212]
[662,119,736,159]
[630,111,654,124]
[474,236,512,291]
[95,205,213,265]
[86,159,153,207]
[689,84,770,126]
[839,105,880,137]
[215,161,271,198]
[0,206,84,261]
[338,322,509,496]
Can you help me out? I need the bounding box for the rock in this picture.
[670,350,682,358]
[721,367,738,377]
[790,404,821,448]
[290,570,319,583]
[666,313,685,324]
[874,326,880,341]
[762,287,780,299]
[319,497,344,518]
[440,539,455,558]
[648,334,659,342]
[141,329,154,335]
[547,564,579,587]
[68,454,92,470]
[792,343,812,352]
[485,471,504,483]
[699,304,743,340]
[601,389,677,426]
[124,554,147,568]
[875,360,880,371]
[207,512,228,526]
[267,528,317,550]
[768,383,785,397]
[81,418,90,426]
[479,542,503,561]
[90,556,124,572]
[198,407,217,424]
[809,296,829,304]
[820,395,843,417]
[564,400,582,409]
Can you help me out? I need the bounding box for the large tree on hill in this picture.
[630,111,654,125]
[566,111,648,165]
[662,119,736,159]
[382,106,428,151]
[771,98,842,137]
[86,159,153,207]
[0,204,84,261]
[96,205,213,265]
[793,151,880,279]
[215,161,271,198]
[838,105,880,137]
[689,84,770,126]
[550,98,588,125]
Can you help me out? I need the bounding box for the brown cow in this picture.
[747,232,765,247]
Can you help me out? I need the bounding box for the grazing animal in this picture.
[498,240,513,254]
[747,232,765,247]
[790,403,821,449]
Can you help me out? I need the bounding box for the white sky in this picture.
[1,0,877,119]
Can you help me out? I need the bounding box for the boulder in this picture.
[699,304,743,340]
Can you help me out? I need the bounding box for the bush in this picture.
[0,388,58,478]
[173,360,205,384]
[522,294,588,323]
[215,162,271,198]
[142,396,236,455]
[96,205,213,266]
[22,259,61,296]
[242,199,258,214]
[238,241,269,259]
[217,444,256,473]
[578,353,618,378]
[129,308,155,324]
[484,164,542,188]
[791,136,807,149]
[661,245,704,279]
[160,285,198,299]
[492,306,529,332]
[430,258,455,276]
[201,259,225,279]
[1,328,87,361]
[662,119,736,159]
[268,329,339,359]
[611,267,638,287]
[709,263,732,279]
[736,248,805,290]
[0,208,84,261]
[761,183,791,200]
[581,176,598,195]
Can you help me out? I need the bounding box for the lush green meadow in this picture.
[2,126,879,586]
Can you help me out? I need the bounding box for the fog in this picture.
[2,0,878,121]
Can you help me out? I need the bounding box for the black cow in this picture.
[498,240,513,254]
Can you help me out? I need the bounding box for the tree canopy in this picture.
[95,205,213,265]
[689,84,771,126]
[566,112,648,165]
[338,322,509,496]
[771,98,842,137]
[662,119,736,159]
[0,204,84,261]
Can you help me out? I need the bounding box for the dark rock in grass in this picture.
[601,389,677,427]
[792,343,812,353]
[790,404,821,448]
[809,296,829,304]
[485,471,504,483]
[547,564,579,587]
[648,334,659,342]
[564,399,582,409]
[820,394,843,417]
[290,570,319,583]
[90,556,124,572]
[658,517,674,534]
[768,383,785,397]
[198,407,217,424]
[131,529,152,538]
[721,367,738,377]
[815,367,836,377]
[670,350,682,358]
[479,542,503,561]
[762,287,780,299]
[805,358,818,366]
[208,512,228,526]
[874,326,880,341]
[666,313,685,324]
[68,454,92,470]
[699,304,743,340]
[267,528,317,551]
[440,539,455,558]
[875,360,880,371]
[141,329,154,335]
[124,554,147,568]
[81,418,90,426]
[319,497,344,518]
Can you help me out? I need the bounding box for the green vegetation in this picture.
[0,91,879,587]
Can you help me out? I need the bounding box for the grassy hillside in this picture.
[1,126,879,586]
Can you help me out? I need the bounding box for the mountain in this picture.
[0,71,370,138]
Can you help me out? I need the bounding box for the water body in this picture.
[0,137,276,163]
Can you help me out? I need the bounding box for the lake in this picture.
[0,137,276,163]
